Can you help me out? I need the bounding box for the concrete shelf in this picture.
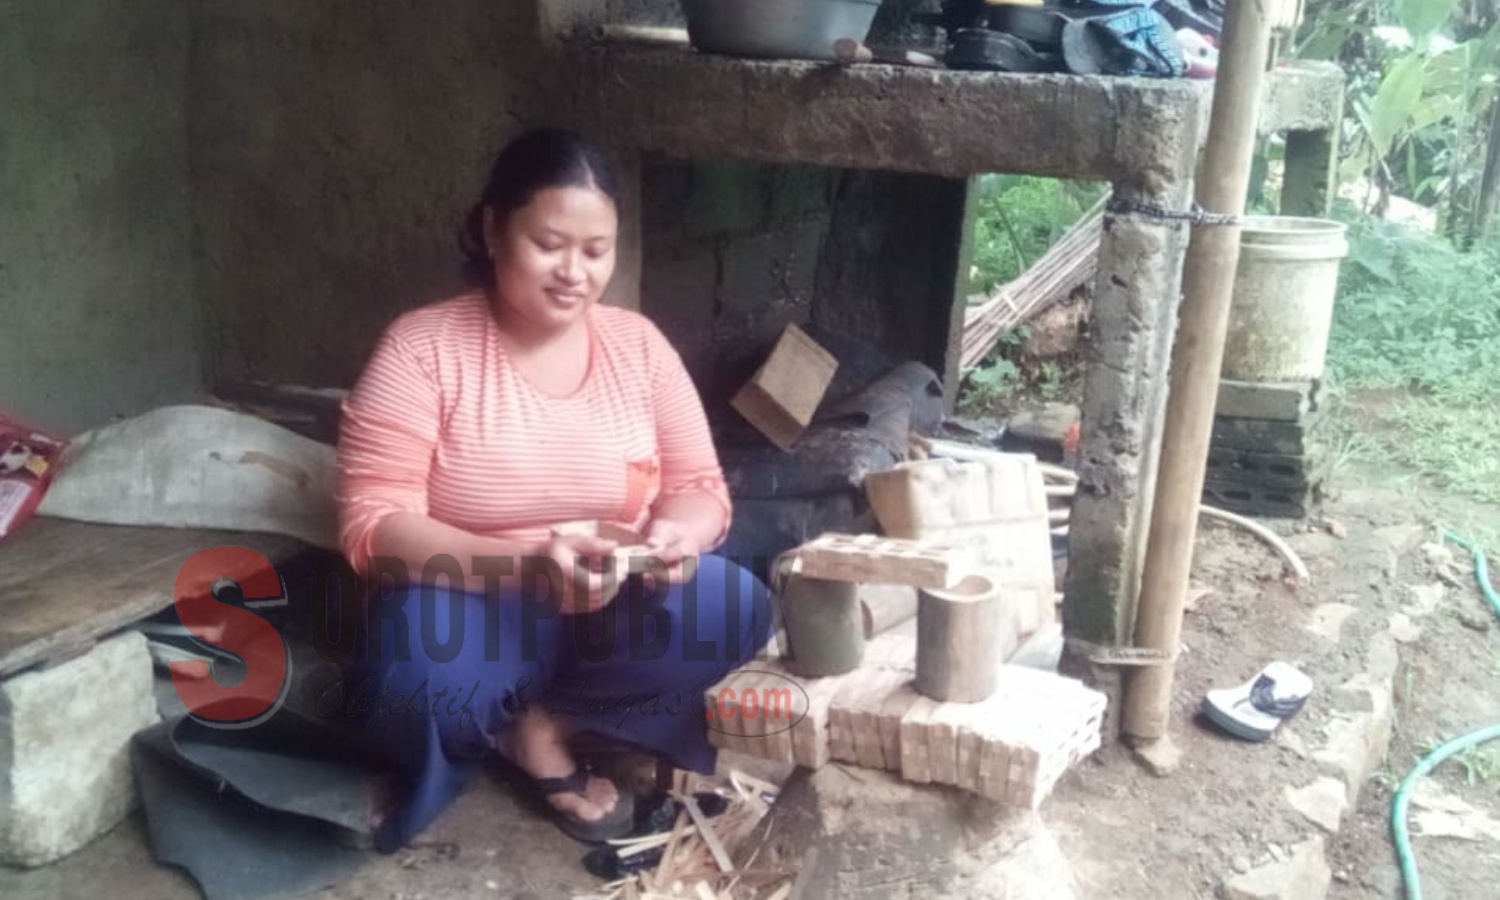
[564,45,1342,194]
[558,40,1345,692]
[567,44,1202,193]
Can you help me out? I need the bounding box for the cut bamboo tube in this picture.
[916,574,1007,702]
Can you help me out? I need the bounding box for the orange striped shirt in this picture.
[336,293,731,574]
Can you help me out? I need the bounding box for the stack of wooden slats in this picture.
[793,532,971,591]
[704,620,1107,811]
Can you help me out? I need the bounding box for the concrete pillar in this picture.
[1062,183,1194,662]
[1281,127,1339,217]
[0,631,159,867]
[1258,59,1345,218]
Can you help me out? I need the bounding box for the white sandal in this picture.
[1201,661,1314,742]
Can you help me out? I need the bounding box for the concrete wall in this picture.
[641,159,969,409]
[0,0,968,432]
[814,171,972,397]
[192,0,543,389]
[641,159,836,407]
[0,1,199,436]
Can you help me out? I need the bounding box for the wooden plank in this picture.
[652,810,691,890]
[956,726,984,793]
[827,668,907,771]
[827,679,859,765]
[851,673,899,771]
[788,668,847,770]
[0,517,307,677]
[708,623,920,770]
[863,454,1056,638]
[876,680,921,769]
[729,324,838,451]
[925,702,963,786]
[758,670,798,766]
[705,670,750,755]
[678,794,734,875]
[795,533,968,590]
[898,695,940,784]
[975,730,1011,800]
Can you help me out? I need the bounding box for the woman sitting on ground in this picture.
[336,128,773,850]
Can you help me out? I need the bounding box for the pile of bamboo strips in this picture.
[960,202,1107,372]
[572,771,792,900]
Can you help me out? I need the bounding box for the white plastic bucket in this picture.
[1220,216,1349,382]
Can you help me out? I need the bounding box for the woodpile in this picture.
[960,203,1105,371]
[571,771,794,900]
[703,617,1108,811]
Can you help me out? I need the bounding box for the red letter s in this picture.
[171,546,290,726]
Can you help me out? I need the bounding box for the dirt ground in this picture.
[3,444,1497,900]
[1045,456,1500,900]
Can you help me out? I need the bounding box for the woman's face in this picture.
[486,184,618,332]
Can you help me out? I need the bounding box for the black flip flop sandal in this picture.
[494,757,636,844]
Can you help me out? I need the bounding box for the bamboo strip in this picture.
[961,205,1106,370]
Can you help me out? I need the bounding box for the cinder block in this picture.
[1216,378,1328,422]
[1202,479,1324,519]
[1211,414,1328,455]
[1,631,159,866]
[1205,444,1330,491]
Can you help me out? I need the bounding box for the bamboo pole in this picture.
[1471,94,1500,243]
[1122,0,1276,743]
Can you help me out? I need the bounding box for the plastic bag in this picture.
[0,415,67,540]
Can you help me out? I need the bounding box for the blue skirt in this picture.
[341,553,775,851]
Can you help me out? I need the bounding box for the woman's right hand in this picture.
[537,531,623,614]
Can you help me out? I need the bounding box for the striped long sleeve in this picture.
[335,294,732,574]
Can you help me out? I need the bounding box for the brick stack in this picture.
[1204,377,1332,519]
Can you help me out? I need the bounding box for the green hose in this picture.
[1391,530,1500,900]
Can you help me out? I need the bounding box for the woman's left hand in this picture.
[643,518,700,583]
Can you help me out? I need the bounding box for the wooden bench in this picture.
[0,516,311,866]
[0,516,308,679]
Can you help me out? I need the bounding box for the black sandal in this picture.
[494,758,636,844]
